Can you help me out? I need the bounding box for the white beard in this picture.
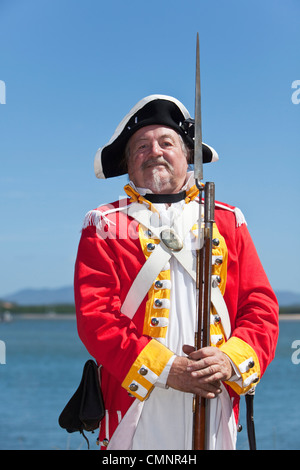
[148,165,177,194]
[150,167,165,193]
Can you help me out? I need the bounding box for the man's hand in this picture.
[166,345,234,399]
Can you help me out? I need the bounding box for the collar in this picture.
[123,172,202,211]
[143,191,186,204]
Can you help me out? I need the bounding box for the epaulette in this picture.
[81,199,131,231]
[215,201,247,227]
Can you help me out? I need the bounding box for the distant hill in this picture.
[1,286,74,305]
[1,286,300,308]
[275,291,300,307]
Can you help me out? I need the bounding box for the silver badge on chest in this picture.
[160,228,183,252]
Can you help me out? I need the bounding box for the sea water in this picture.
[0,316,299,450]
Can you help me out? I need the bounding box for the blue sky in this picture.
[0,0,299,298]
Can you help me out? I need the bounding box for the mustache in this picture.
[141,156,173,172]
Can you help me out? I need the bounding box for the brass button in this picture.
[154,299,163,307]
[151,318,159,326]
[155,280,163,289]
[139,367,148,376]
[129,383,138,392]
[147,243,155,251]
[212,275,221,288]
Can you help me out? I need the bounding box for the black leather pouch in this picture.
[59,360,105,448]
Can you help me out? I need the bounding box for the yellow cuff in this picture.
[220,336,261,395]
[122,339,174,401]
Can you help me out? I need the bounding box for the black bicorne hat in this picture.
[94,94,218,179]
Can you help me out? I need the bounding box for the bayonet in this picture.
[194,33,203,186]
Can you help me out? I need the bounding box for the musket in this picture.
[193,33,215,450]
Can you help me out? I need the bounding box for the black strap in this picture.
[144,191,186,204]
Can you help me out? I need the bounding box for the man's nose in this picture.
[150,141,162,156]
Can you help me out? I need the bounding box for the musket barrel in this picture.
[204,182,215,223]
[193,182,215,450]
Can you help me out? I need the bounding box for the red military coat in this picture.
[74,184,279,447]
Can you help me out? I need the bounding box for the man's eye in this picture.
[135,143,147,152]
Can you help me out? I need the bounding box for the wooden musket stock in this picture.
[193,182,215,450]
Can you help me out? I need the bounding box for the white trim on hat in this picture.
[94,148,105,179]
[204,143,219,163]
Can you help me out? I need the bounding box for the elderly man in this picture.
[74,95,279,450]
